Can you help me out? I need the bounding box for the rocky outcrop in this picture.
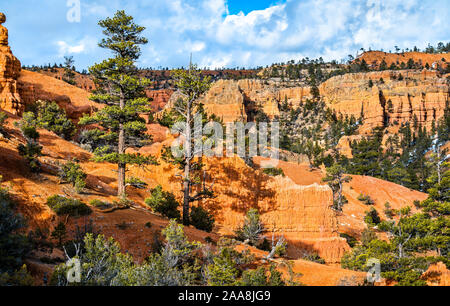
[0,13,23,115]
[423,262,450,286]
[134,152,349,263]
[320,70,449,132]
[164,79,310,123]
[199,80,247,122]
[167,70,448,134]
[145,89,173,112]
[18,70,100,120]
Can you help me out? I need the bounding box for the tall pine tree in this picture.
[80,11,156,198]
[162,63,214,225]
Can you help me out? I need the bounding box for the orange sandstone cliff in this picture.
[0,13,23,115]
[163,70,448,135]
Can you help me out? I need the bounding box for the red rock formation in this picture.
[0,13,23,114]
[163,69,448,134]
[320,70,449,132]
[18,70,100,120]
[145,89,173,111]
[423,262,450,286]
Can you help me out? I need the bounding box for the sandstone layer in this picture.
[164,69,448,135]
[320,70,449,132]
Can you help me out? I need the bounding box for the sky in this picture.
[1,0,449,70]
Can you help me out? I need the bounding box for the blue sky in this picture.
[1,0,449,70]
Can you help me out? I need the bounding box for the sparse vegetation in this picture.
[262,167,285,177]
[0,188,33,285]
[357,194,375,205]
[0,112,7,136]
[235,208,265,246]
[145,185,180,220]
[89,199,112,210]
[58,160,87,193]
[364,207,381,226]
[46,195,92,216]
[189,206,215,233]
[33,100,76,140]
[17,112,43,173]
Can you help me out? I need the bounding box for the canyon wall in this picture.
[164,70,448,135]
[132,152,349,263]
[320,70,449,132]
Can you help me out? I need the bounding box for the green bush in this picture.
[189,206,215,232]
[17,143,42,173]
[384,202,395,219]
[357,194,375,205]
[145,185,180,220]
[302,251,325,264]
[89,199,112,209]
[112,197,134,209]
[0,188,31,272]
[125,176,148,189]
[235,208,264,246]
[35,100,76,140]
[238,265,286,286]
[0,112,7,135]
[46,195,92,216]
[360,228,377,247]
[339,233,358,248]
[262,167,285,177]
[157,109,183,128]
[17,112,42,173]
[364,207,381,226]
[59,161,87,193]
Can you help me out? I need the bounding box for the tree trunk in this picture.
[118,91,126,198]
[338,180,343,210]
[182,102,192,225]
[183,165,190,225]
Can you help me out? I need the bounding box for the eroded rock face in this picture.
[320,70,450,132]
[199,79,247,122]
[17,70,98,120]
[136,152,349,263]
[145,89,173,112]
[165,79,311,123]
[0,13,23,115]
[170,70,448,134]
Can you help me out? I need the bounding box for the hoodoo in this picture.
[0,13,23,115]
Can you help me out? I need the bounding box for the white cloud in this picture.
[12,0,448,69]
[56,36,97,57]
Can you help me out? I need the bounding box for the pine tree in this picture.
[322,164,352,211]
[162,63,213,225]
[63,56,76,85]
[51,222,67,247]
[79,11,157,199]
[17,112,43,173]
